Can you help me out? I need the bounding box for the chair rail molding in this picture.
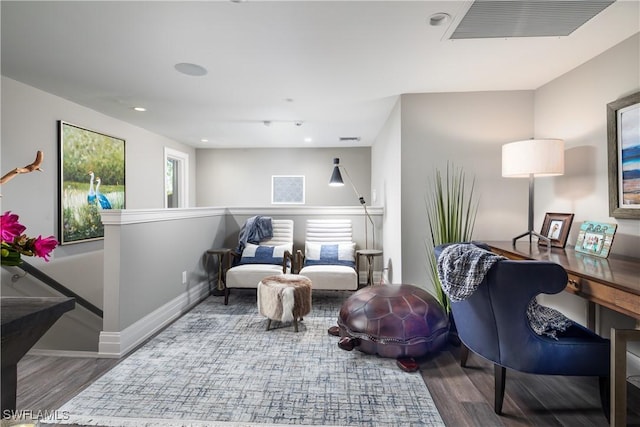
[100,207,226,225]
[226,205,384,217]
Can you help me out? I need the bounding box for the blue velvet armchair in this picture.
[435,243,610,417]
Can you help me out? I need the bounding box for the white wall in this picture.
[398,90,535,293]
[196,147,371,207]
[371,99,402,283]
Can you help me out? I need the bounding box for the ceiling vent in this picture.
[449,0,615,39]
[339,137,361,142]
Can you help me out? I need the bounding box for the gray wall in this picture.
[106,214,226,331]
[196,147,371,207]
[535,33,640,258]
[397,90,535,293]
[223,207,383,258]
[371,99,402,283]
[372,34,640,374]
[0,76,197,260]
[1,76,197,351]
[533,33,640,361]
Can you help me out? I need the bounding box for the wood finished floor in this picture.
[15,345,640,426]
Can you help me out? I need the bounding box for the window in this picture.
[164,148,189,208]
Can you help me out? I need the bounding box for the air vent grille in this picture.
[339,137,361,142]
[450,0,615,39]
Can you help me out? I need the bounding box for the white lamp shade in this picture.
[502,139,564,177]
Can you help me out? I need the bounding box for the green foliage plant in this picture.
[425,163,479,313]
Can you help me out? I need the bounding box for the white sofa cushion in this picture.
[226,264,289,289]
[298,264,358,291]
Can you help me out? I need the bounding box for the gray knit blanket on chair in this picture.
[235,215,273,254]
[437,243,573,339]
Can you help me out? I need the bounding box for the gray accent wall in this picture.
[105,213,226,331]
[195,147,371,207]
[371,99,402,283]
[1,76,198,351]
[396,90,535,293]
[533,33,640,371]
[535,33,640,259]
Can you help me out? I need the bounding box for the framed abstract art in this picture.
[607,91,640,219]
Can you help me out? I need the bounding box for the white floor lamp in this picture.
[502,139,564,248]
[329,158,375,249]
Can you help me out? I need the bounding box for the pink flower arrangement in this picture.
[1,211,58,266]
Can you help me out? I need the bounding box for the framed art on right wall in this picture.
[607,91,640,219]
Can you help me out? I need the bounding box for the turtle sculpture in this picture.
[328,284,450,372]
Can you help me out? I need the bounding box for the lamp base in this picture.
[512,230,551,249]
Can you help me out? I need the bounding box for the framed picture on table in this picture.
[539,212,574,248]
[575,221,617,258]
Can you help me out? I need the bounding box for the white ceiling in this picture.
[2,1,639,149]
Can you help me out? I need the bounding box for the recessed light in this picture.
[428,12,451,26]
[174,62,208,77]
[201,138,209,143]
[304,137,312,143]
[133,106,146,112]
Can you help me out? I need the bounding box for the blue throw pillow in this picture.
[304,241,355,268]
[240,243,290,265]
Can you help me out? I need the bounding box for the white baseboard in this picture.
[27,349,101,358]
[98,281,209,358]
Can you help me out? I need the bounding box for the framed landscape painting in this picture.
[607,91,640,219]
[58,121,126,244]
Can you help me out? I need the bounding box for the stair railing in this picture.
[6,260,103,318]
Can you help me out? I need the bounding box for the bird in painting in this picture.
[95,177,112,209]
[87,171,97,205]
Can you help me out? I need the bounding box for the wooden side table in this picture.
[206,248,230,296]
[356,249,383,286]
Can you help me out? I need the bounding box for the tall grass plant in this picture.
[425,163,479,313]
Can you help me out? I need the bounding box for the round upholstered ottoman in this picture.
[257,274,312,332]
[330,284,449,371]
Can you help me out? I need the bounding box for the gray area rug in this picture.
[50,290,445,426]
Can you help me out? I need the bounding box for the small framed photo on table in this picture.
[575,221,617,258]
[539,212,574,248]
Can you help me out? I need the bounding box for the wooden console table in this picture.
[1,297,75,412]
[486,241,640,426]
